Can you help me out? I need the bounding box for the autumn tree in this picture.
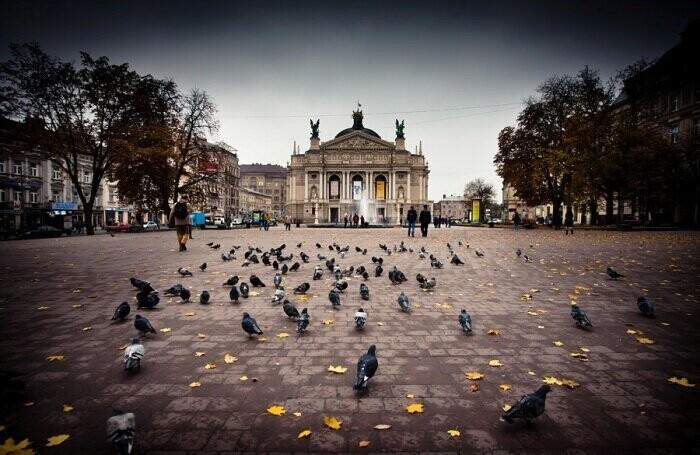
[0,43,167,234]
[463,178,495,222]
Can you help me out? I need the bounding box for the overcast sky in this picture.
[2,1,698,202]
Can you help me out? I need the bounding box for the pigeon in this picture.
[129,277,151,291]
[283,300,300,319]
[199,263,207,272]
[240,282,249,298]
[274,273,282,288]
[297,242,302,248]
[374,265,383,277]
[106,406,136,455]
[420,277,436,290]
[501,385,551,424]
[179,288,191,302]
[353,345,378,391]
[300,252,310,263]
[296,308,310,333]
[334,268,342,281]
[354,308,367,329]
[317,253,326,260]
[607,267,624,280]
[430,258,443,269]
[334,279,348,293]
[164,284,184,296]
[229,286,240,303]
[241,312,263,337]
[272,289,285,305]
[313,266,323,280]
[362,271,369,280]
[112,301,130,321]
[475,249,485,257]
[356,266,366,276]
[516,248,522,257]
[523,255,533,263]
[272,260,279,270]
[110,232,115,237]
[360,283,370,300]
[221,253,232,262]
[281,264,289,274]
[294,282,310,294]
[571,304,593,327]
[123,337,144,372]
[637,297,654,318]
[211,243,221,250]
[416,273,427,285]
[177,267,193,277]
[316,243,322,249]
[222,276,239,287]
[451,255,464,265]
[329,289,341,308]
[250,275,266,287]
[136,289,159,309]
[362,248,367,255]
[134,315,156,335]
[206,242,214,246]
[199,290,210,305]
[458,309,472,333]
[289,262,300,272]
[241,259,251,267]
[397,292,410,312]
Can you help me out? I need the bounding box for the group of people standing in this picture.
[512,207,574,234]
[343,213,365,228]
[405,205,432,237]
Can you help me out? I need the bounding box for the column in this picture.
[304,172,309,202]
[407,173,411,202]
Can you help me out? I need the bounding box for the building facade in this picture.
[240,164,287,217]
[239,187,272,214]
[195,142,240,221]
[286,108,430,224]
[436,194,470,222]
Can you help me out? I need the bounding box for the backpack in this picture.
[173,201,188,220]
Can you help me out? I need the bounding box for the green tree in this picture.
[463,178,495,222]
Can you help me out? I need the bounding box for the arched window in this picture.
[328,175,340,200]
[374,175,387,200]
[351,175,363,200]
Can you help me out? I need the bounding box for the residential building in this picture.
[240,163,286,217]
[239,186,272,214]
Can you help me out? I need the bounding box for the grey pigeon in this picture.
[501,385,551,424]
[112,301,130,321]
[397,292,410,312]
[607,267,624,280]
[300,252,310,263]
[199,262,207,272]
[106,406,135,455]
[274,273,282,288]
[272,288,285,305]
[451,255,464,265]
[313,266,323,280]
[516,248,522,257]
[362,271,369,280]
[475,249,484,257]
[164,284,184,296]
[354,308,367,329]
[420,277,436,290]
[296,308,310,333]
[281,264,289,274]
[136,289,159,309]
[353,345,378,391]
[179,288,191,302]
[430,258,443,268]
[123,337,144,372]
[221,253,232,262]
[571,304,593,327]
[329,289,341,308]
[294,282,310,294]
[129,277,151,291]
[241,312,263,337]
[199,290,210,305]
[250,275,266,287]
[229,286,239,303]
[283,300,300,319]
[458,309,472,333]
[360,283,370,300]
[375,265,383,277]
[334,279,348,293]
[223,276,239,287]
[134,315,156,335]
[240,282,249,298]
[637,297,654,318]
[289,262,300,272]
[177,267,193,277]
[416,273,427,285]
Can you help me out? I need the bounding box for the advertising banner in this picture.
[376,180,385,199]
[472,199,480,222]
[353,181,362,200]
[330,180,339,199]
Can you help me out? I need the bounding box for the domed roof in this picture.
[334,108,381,139]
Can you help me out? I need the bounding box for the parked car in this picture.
[107,222,143,233]
[143,221,160,231]
[25,225,64,238]
[230,217,244,227]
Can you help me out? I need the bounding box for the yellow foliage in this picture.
[267,405,286,416]
[553,341,564,347]
[0,437,34,454]
[636,337,655,344]
[499,385,511,391]
[324,415,342,430]
[374,424,391,430]
[668,377,695,387]
[197,333,207,339]
[240,376,248,381]
[358,440,371,447]
[189,381,201,388]
[257,337,268,342]
[447,429,460,437]
[377,322,384,326]
[470,383,479,392]
[297,429,312,438]
[45,435,70,447]
[62,404,73,413]
[184,312,196,316]
[487,329,500,336]
[528,371,536,376]
[502,404,512,412]
[328,365,348,374]
[293,412,302,417]
[45,355,64,362]
[82,326,92,331]
[276,333,290,338]
[488,360,503,367]
[36,306,50,310]
[520,294,533,301]
[464,372,485,380]
[406,403,424,414]
[204,362,216,370]
[159,328,172,333]
[194,352,205,357]
[224,354,237,364]
[322,320,334,325]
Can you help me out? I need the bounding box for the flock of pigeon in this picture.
[105,237,650,452]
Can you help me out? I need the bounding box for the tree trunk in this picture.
[589,199,598,225]
[616,193,624,224]
[84,206,95,235]
[605,193,614,225]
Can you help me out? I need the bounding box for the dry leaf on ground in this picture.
[297,429,312,438]
[328,365,348,374]
[267,405,285,416]
[224,354,237,364]
[488,360,504,367]
[324,415,342,430]
[668,377,695,387]
[464,372,485,380]
[406,403,424,414]
[447,429,460,437]
[0,437,34,454]
[45,434,70,447]
[46,355,64,362]
[374,424,391,430]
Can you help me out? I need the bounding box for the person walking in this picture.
[284,215,292,231]
[564,207,574,235]
[353,213,359,228]
[360,215,365,227]
[169,195,192,252]
[419,205,431,237]
[343,213,348,228]
[406,206,417,237]
[512,210,521,232]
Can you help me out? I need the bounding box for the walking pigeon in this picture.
[177,267,193,277]
[250,275,266,287]
[475,249,485,257]
[571,304,593,327]
[222,276,239,287]
[240,282,249,298]
[516,248,522,257]
[313,266,323,280]
[362,271,369,280]
[164,284,184,296]
[353,345,378,391]
[397,292,410,312]
[112,301,130,321]
[241,312,263,337]
[123,337,144,372]
[501,385,551,424]
[416,273,427,285]
[607,267,624,280]
[637,297,654,318]
[283,300,300,319]
[229,286,240,303]
[458,309,472,333]
[199,263,207,272]
[199,290,210,305]
[294,282,310,294]
[360,283,370,300]
[354,308,367,329]
[375,265,383,277]
[451,255,464,265]
[329,289,341,308]
[289,262,300,272]
[281,264,289,274]
[274,273,282,288]
[420,277,436,290]
[300,252,310,263]
[272,288,285,305]
[334,279,348,293]
[136,289,159,309]
[296,308,310,333]
[106,406,135,455]
[179,288,191,302]
[134,315,156,335]
[130,277,152,291]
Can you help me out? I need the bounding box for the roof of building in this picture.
[240,163,287,178]
[239,186,273,198]
[334,109,381,139]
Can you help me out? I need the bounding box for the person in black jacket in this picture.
[419,205,431,237]
[406,206,417,237]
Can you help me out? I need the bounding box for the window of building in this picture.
[694,118,700,138]
[669,124,679,144]
[14,191,22,202]
[670,93,679,112]
[53,166,61,180]
[30,192,38,203]
[30,163,38,177]
[0,162,5,173]
[0,189,5,202]
[13,163,22,175]
[53,192,61,203]
[108,188,116,202]
[83,170,91,183]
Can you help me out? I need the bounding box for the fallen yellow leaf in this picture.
[359,440,371,447]
[240,376,248,381]
[406,403,424,414]
[197,332,207,339]
[406,394,414,399]
[377,322,384,326]
[62,404,73,412]
[580,347,590,353]
[257,337,268,342]
[45,434,70,447]
[521,294,533,301]
[464,372,485,380]
[293,412,302,417]
[189,381,201,388]
[72,304,83,308]
[487,329,500,336]
[184,312,196,316]
[46,355,64,362]
[499,384,511,391]
[205,362,216,370]
[299,294,308,301]
[626,329,639,335]
[553,341,564,347]
[668,377,695,387]
[194,352,205,357]
[542,376,560,385]
[324,415,342,430]
[159,328,172,333]
[470,383,479,392]
[322,319,334,325]
[502,404,512,412]
[267,405,286,416]
[374,424,391,430]
[82,326,92,331]
[528,371,536,376]
[224,353,237,364]
[297,429,312,438]
[36,306,50,310]
[0,437,33,454]
[276,333,290,339]
[23,402,34,407]
[636,337,655,344]
[447,429,460,437]
[488,359,504,367]
[328,365,348,374]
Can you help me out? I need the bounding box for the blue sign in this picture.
[52,202,78,210]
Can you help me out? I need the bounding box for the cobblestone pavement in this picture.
[0,226,699,454]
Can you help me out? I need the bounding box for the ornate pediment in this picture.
[323,131,394,152]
